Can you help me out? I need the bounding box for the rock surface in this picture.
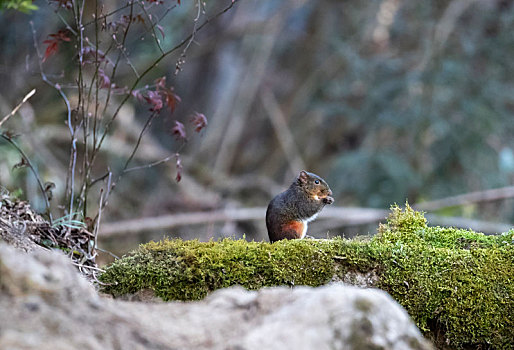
[0,243,432,350]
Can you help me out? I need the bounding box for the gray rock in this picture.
[0,243,432,350]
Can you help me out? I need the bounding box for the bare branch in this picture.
[121,111,159,173]
[30,21,74,218]
[93,0,241,161]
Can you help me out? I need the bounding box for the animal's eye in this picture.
[315,180,320,184]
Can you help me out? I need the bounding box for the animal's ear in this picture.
[298,170,309,184]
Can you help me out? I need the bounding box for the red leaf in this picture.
[190,112,207,133]
[171,121,186,140]
[49,30,71,42]
[154,77,181,113]
[42,41,58,62]
[42,29,71,62]
[162,88,181,113]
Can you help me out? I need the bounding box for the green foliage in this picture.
[100,205,514,349]
[0,0,37,13]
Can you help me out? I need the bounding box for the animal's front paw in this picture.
[323,196,334,205]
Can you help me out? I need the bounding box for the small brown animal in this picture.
[266,170,334,242]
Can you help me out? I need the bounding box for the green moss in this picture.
[100,204,514,349]
[373,205,514,348]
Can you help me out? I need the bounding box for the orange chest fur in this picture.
[280,220,307,239]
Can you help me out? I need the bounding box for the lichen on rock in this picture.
[100,205,514,349]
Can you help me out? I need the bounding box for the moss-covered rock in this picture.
[100,205,514,349]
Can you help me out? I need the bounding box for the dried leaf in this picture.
[155,76,167,89]
[44,182,56,201]
[132,90,145,103]
[2,131,15,139]
[171,121,186,140]
[162,88,181,113]
[12,158,28,170]
[156,24,165,39]
[154,77,181,113]
[82,46,107,65]
[135,14,145,24]
[144,90,163,112]
[191,112,207,132]
[175,153,183,182]
[98,68,111,89]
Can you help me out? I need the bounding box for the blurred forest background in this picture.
[1,0,514,259]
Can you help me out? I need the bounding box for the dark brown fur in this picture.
[266,171,334,242]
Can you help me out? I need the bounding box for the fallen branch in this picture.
[98,206,512,237]
[414,186,514,211]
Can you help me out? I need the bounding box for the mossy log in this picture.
[100,205,514,349]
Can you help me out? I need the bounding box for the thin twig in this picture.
[55,11,78,36]
[90,171,112,187]
[121,111,158,173]
[93,189,104,254]
[124,154,175,173]
[70,261,105,272]
[0,89,36,128]
[0,134,53,222]
[82,1,134,27]
[112,32,140,78]
[69,0,88,221]
[96,246,120,259]
[138,1,165,54]
[175,0,203,74]
[127,2,178,50]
